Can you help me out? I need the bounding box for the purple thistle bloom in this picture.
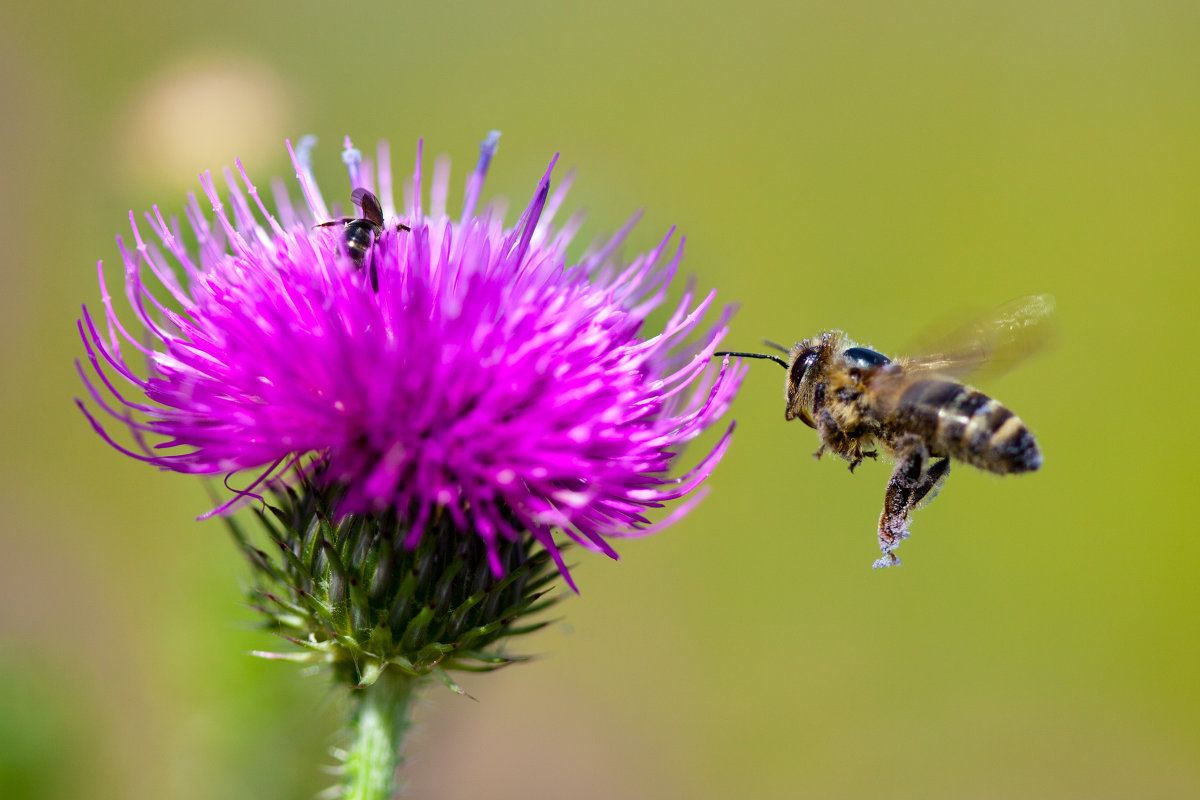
[76,132,744,589]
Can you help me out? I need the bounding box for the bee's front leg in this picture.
[847,441,878,474]
[815,408,862,469]
[873,434,950,568]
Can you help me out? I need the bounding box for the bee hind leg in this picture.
[912,457,950,510]
[873,435,948,568]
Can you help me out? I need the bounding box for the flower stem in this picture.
[343,670,419,800]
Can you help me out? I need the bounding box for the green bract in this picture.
[226,470,562,695]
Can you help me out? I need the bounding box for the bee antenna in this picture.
[761,338,789,355]
[713,351,789,369]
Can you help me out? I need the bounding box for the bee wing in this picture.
[351,188,385,226]
[892,294,1056,382]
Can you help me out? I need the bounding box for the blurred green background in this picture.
[2,1,1198,798]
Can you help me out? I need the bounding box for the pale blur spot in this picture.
[118,55,295,190]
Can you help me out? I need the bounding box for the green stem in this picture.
[343,670,419,800]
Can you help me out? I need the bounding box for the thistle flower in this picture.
[75,132,743,796]
[78,130,741,585]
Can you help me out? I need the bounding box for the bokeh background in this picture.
[3,2,1198,798]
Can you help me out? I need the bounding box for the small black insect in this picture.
[315,188,411,291]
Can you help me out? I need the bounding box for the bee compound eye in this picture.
[842,347,891,368]
[788,349,817,385]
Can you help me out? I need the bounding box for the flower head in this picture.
[77,132,743,589]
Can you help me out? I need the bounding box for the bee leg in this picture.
[365,229,379,292]
[911,458,950,510]
[847,440,880,473]
[815,408,861,469]
[873,434,931,568]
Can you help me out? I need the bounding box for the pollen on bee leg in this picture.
[877,516,912,554]
[873,434,928,567]
[873,553,902,569]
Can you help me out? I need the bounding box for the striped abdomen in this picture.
[893,380,1041,474]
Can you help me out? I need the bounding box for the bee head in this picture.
[784,335,832,428]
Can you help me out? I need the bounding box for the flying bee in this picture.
[717,295,1054,568]
[315,188,411,291]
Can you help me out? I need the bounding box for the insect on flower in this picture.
[315,187,410,291]
[717,295,1053,567]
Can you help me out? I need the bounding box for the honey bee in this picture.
[315,188,411,291]
[717,295,1054,568]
